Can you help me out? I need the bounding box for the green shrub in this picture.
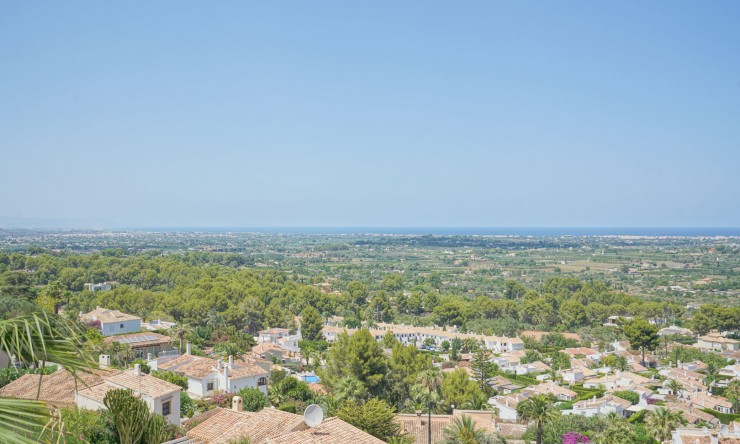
[613,390,640,405]
[151,370,188,390]
[700,408,740,424]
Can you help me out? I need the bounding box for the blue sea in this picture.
[128,226,740,237]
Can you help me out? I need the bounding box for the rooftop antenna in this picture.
[303,404,323,428]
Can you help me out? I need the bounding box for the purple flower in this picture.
[562,431,590,444]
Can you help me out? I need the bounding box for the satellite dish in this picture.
[303,404,323,428]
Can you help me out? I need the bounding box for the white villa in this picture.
[80,307,142,337]
[75,365,182,425]
[150,349,269,399]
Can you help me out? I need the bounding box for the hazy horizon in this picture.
[2,2,739,228]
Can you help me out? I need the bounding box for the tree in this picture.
[442,415,494,444]
[440,368,483,413]
[334,376,368,404]
[0,312,94,443]
[666,379,683,397]
[386,343,433,410]
[559,300,587,329]
[240,297,265,334]
[103,389,149,444]
[621,318,659,367]
[237,386,268,412]
[645,407,683,442]
[689,312,712,335]
[412,369,443,444]
[0,270,35,301]
[516,394,560,444]
[504,280,526,300]
[725,379,740,411]
[471,348,496,395]
[151,370,189,390]
[335,398,403,442]
[300,306,325,342]
[319,330,388,396]
[168,323,191,354]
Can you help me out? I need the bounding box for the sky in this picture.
[1,1,739,229]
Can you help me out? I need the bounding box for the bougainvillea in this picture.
[562,431,590,444]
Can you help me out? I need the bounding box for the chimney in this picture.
[186,342,192,355]
[229,355,234,367]
[133,363,141,376]
[99,355,111,369]
[232,396,243,412]
[146,353,153,361]
[223,365,229,379]
[217,359,222,370]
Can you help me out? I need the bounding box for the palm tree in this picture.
[0,312,95,443]
[442,415,491,444]
[515,394,560,444]
[666,379,683,397]
[412,369,443,444]
[206,309,225,331]
[168,322,191,354]
[214,342,244,360]
[461,392,490,411]
[612,355,630,372]
[645,407,683,442]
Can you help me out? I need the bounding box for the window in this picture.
[207,382,214,391]
[119,324,124,328]
[162,401,171,416]
[258,377,267,386]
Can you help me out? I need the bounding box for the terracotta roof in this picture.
[188,409,255,443]
[159,354,216,378]
[75,382,114,404]
[252,343,285,354]
[212,408,306,444]
[0,368,117,405]
[395,414,452,444]
[159,354,267,380]
[106,370,182,398]
[104,332,172,348]
[81,307,140,324]
[267,417,386,444]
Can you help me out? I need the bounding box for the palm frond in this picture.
[0,397,50,444]
[0,312,95,375]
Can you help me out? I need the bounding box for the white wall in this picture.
[74,394,106,411]
[101,319,142,337]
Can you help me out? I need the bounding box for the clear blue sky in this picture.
[1,1,739,228]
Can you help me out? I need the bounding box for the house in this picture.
[395,410,511,444]
[514,361,551,375]
[564,347,600,361]
[84,281,116,292]
[75,364,182,425]
[563,395,632,418]
[670,425,740,444]
[104,332,174,359]
[720,363,740,378]
[0,368,117,408]
[603,316,632,327]
[152,352,269,398]
[252,342,290,363]
[665,401,720,427]
[582,371,651,391]
[524,382,577,401]
[489,393,529,421]
[687,392,735,414]
[490,375,522,394]
[695,333,740,352]
[80,307,142,337]
[520,330,581,342]
[322,323,525,353]
[658,325,693,336]
[177,404,386,444]
[258,328,291,344]
[142,319,177,331]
